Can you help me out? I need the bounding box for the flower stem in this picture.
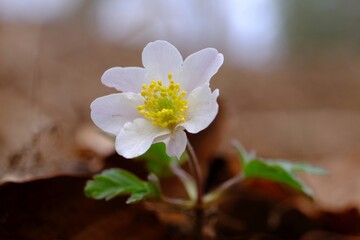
[148,173,193,209]
[203,174,244,205]
[170,163,197,201]
[186,141,204,239]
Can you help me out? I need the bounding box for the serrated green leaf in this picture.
[256,160,328,176]
[243,159,313,195]
[126,192,146,204]
[138,143,187,177]
[234,141,328,197]
[282,162,328,174]
[85,168,159,203]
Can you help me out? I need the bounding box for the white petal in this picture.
[90,93,143,135]
[101,67,147,93]
[142,40,183,82]
[163,129,187,159]
[178,48,223,93]
[180,85,219,134]
[115,118,171,159]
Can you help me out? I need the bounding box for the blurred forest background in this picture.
[0,0,360,209]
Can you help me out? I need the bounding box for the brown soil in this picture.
[0,156,359,240]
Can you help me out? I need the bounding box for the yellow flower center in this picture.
[137,74,188,129]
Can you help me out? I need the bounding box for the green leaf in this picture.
[243,159,313,195]
[126,192,146,204]
[85,168,159,203]
[138,143,187,177]
[279,162,329,175]
[234,140,328,197]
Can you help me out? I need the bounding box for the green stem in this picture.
[170,163,197,201]
[148,173,193,209]
[186,141,204,240]
[203,174,244,205]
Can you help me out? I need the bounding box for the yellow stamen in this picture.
[138,73,188,129]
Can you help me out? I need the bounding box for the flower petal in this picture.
[101,67,147,93]
[115,118,171,159]
[142,40,183,82]
[178,48,223,93]
[163,129,187,159]
[180,85,219,134]
[90,93,143,135]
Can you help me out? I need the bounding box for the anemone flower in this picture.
[91,40,223,159]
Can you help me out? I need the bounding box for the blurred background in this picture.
[0,0,360,208]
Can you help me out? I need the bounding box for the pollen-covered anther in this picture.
[137,74,187,129]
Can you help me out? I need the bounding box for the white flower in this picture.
[91,40,223,159]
